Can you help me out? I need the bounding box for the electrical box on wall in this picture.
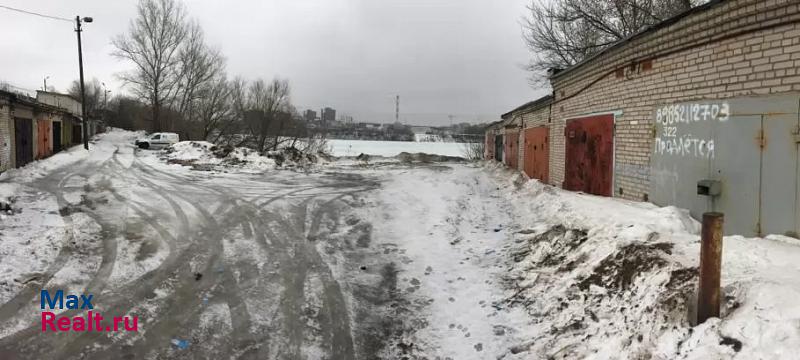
[697,179,722,197]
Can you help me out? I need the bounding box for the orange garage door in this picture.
[523,126,549,183]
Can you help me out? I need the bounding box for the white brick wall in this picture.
[550,0,800,201]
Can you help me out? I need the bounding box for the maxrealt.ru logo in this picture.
[40,290,138,332]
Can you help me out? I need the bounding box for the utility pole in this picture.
[102,82,110,109]
[102,82,110,126]
[43,76,49,91]
[75,15,93,150]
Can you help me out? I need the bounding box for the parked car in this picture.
[135,132,179,150]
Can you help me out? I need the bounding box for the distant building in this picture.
[356,122,382,130]
[303,109,317,122]
[36,90,100,136]
[322,107,336,123]
[339,114,354,124]
[36,91,82,117]
[410,126,432,135]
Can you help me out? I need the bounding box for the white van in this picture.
[135,132,179,150]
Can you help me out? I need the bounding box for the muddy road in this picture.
[0,144,407,359]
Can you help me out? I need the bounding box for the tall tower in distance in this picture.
[395,95,400,124]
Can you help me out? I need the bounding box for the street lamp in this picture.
[76,16,92,150]
[101,82,110,109]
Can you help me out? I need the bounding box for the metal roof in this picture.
[500,94,553,119]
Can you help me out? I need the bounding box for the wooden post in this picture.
[697,212,724,324]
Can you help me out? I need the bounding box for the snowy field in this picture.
[327,139,470,157]
[1,129,800,359]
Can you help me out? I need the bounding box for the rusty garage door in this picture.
[504,129,519,169]
[564,114,614,196]
[36,118,52,159]
[485,133,495,160]
[523,126,549,183]
[651,95,799,237]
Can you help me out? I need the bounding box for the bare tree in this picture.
[461,141,485,161]
[240,78,292,152]
[68,78,103,118]
[174,20,225,122]
[524,0,696,84]
[112,0,188,131]
[197,77,234,141]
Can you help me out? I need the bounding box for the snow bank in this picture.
[163,141,277,172]
[484,161,800,359]
[162,141,338,172]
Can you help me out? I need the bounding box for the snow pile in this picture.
[0,183,19,214]
[484,161,800,359]
[164,141,219,163]
[163,141,277,172]
[163,141,337,172]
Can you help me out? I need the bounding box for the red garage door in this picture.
[563,114,614,197]
[504,129,519,169]
[523,126,549,183]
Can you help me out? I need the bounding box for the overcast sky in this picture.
[0,0,547,126]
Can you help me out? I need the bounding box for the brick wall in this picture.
[550,0,800,201]
[0,103,11,172]
[508,104,552,176]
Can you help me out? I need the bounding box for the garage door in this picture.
[504,129,519,169]
[485,133,495,160]
[494,135,503,162]
[563,114,614,197]
[36,119,52,159]
[523,126,549,183]
[14,117,33,167]
[650,95,800,237]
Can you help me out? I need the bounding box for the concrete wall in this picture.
[549,0,800,201]
[37,91,82,117]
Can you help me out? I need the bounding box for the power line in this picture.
[0,4,72,23]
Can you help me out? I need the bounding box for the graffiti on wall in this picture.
[653,102,730,158]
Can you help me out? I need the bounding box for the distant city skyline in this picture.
[298,106,497,126]
[0,0,545,128]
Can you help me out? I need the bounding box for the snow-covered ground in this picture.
[327,139,469,157]
[1,129,799,359]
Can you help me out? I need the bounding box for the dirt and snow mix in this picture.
[163,141,277,172]
[482,161,800,359]
[162,141,336,172]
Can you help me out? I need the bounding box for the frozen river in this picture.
[327,139,470,157]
